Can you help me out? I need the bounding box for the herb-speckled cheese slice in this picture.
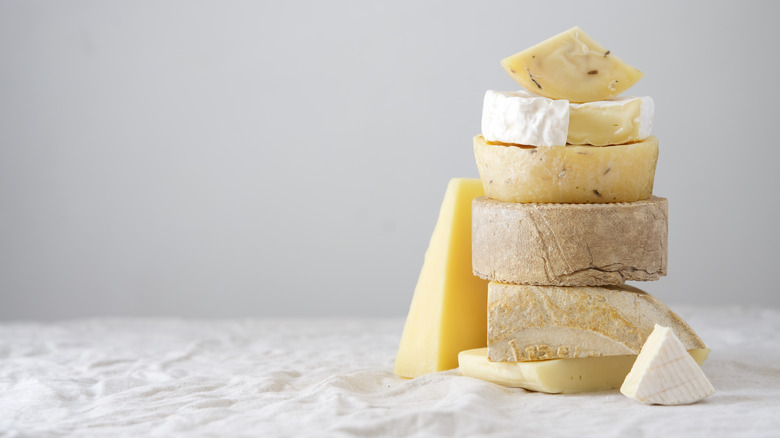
[459,347,709,394]
[501,26,643,102]
[472,196,667,286]
[482,90,654,146]
[473,134,658,203]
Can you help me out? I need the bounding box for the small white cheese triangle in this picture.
[621,324,715,405]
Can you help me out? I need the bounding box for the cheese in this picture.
[501,26,643,102]
[473,134,658,203]
[394,178,490,378]
[487,283,706,362]
[621,325,716,405]
[459,347,709,394]
[568,96,654,146]
[472,196,667,286]
[481,90,569,147]
[482,91,654,147]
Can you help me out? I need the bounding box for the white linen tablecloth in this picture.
[1,306,779,437]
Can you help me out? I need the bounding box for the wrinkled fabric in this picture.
[0,307,778,437]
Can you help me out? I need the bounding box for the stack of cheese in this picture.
[395,27,714,405]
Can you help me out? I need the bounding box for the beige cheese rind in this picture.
[472,196,667,286]
[459,347,709,394]
[487,283,706,362]
[473,135,658,204]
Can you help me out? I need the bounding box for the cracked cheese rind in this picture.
[473,134,658,203]
[621,325,715,405]
[394,178,489,378]
[501,26,643,103]
[487,283,706,362]
[459,347,709,394]
[471,196,667,286]
[482,90,654,147]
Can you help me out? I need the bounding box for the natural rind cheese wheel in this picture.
[487,283,706,362]
[473,134,658,203]
[472,196,667,286]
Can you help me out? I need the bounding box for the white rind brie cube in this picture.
[481,90,569,147]
[621,324,715,405]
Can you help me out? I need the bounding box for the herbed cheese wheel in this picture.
[473,134,658,203]
[472,196,667,286]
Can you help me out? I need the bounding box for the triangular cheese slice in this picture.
[621,324,715,405]
[394,178,489,378]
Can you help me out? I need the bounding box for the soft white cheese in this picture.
[481,90,569,147]
[621,324,715,405]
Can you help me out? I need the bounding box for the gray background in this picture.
[1,1,778,319]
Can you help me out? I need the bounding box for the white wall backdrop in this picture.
[1,0,778,319]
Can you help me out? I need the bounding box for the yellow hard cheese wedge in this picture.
[621,325,715,405]
[474,134,658,203]
[501,26,643,103]
[394,178,489,378]
[459,347,709,394]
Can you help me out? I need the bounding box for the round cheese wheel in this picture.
[473,134,658,203]
[472,196,668,286]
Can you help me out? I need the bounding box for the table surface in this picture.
[1,306,779,437]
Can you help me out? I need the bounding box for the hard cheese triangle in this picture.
[621,324,715,405]
[394,178,489,378]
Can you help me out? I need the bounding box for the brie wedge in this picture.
[621,324,715,405]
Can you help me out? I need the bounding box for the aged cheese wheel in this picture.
[472,196,667,286]
[487,282,706,362]
[473,134,658,203]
